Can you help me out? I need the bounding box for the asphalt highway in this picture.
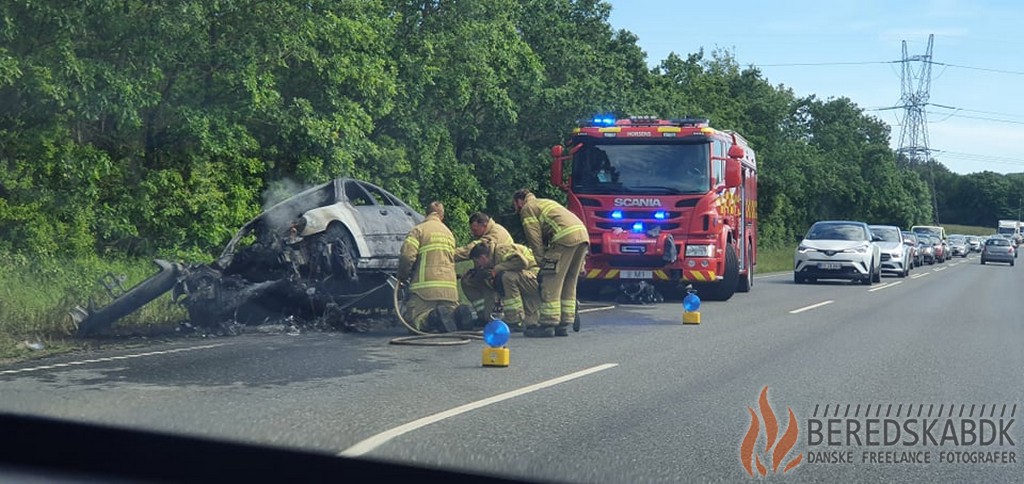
[1,254,1021,483]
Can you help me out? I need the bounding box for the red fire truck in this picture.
[550,116,757,301]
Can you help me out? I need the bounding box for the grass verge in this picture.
[755,245,794,275]
[0,254,187,361]
[941,224,994,237]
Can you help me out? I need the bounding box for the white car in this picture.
[870,225,913,277]
[794,221,882,285]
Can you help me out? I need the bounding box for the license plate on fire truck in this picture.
[619,270,653,279]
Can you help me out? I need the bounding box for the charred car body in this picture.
[72,178,423,336]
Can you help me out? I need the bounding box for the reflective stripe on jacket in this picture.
[397,213,458,302]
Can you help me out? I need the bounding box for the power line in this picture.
[754,59,1024,77]
[928,104,1024,120]
[924,111,1024,125]
[754,61,899,67]
[932,150,1024,167]
[926,61,1024,76]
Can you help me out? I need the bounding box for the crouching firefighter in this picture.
[468,242,541,332]
[396,202,473,333]
[454,212,514,325]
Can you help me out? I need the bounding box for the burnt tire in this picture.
[700,244,739,301]
[324,223,359,284]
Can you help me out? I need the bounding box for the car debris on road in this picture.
[71,178,424,337]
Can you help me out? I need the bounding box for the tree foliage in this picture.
[0,0,1011,259]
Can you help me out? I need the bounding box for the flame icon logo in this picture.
[740,386,803,477]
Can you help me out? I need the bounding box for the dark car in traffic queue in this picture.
[916,236,935,264]
[902,231,924,267]
[981,237,1015,266]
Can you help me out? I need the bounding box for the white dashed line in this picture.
[933,267,947,272]
[579,306,616,314]
[339,363,619,458]
[0,344,226,376]
[911,272,930,279]
[869,281,903,292]
[789,300,834,314]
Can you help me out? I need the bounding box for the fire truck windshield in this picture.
[571,143,711,195]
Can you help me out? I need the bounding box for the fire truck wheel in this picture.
[737,243,754,293]
[700,244,739,301]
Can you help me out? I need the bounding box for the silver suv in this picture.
[870,225,912,277]
[795,221,882,285]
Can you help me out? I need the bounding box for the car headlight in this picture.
[844,244,870,254]
[685,244,715,257]
[796,244,814,254]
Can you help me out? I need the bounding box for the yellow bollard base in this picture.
[682,311,701,324]
[482,347,510,367]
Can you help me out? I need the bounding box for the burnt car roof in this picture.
[216,178,421,269]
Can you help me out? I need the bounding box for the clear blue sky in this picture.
[605,0,1024,175]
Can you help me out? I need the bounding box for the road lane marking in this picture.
[0,344,227,376]
[788,300,834,314]
[338,363,619,458]
[911,272,930,279]
[579,306,616,314]
[933,267,947,272]
[869,281,903,292]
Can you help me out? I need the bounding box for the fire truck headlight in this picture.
[611,210,623,220]
[654,210,667,220]
[685,244,715,257]
[631,222,645,233]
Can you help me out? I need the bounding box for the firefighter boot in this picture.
[524,325,555,338]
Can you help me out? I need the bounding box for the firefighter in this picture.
[512,188,588,337]
[454,212,513,325]
[396,201,460,332]
[468,242,540,332]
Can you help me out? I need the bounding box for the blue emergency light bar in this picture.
[611,210,624,220]
[632,222,645,233]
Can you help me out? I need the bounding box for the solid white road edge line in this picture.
[788,300,834,314]
[338,363,619,458]
[0,344,227,376]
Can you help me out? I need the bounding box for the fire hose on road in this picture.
[388,277,483,346]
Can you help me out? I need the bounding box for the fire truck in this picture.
[550,116,757,301]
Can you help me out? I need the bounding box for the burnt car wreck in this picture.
[71,178,424,336]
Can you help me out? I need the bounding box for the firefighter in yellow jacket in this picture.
[512,188,588,337]
[397,201,459,332]
[454,212,513,324]
[468,242,540,331]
